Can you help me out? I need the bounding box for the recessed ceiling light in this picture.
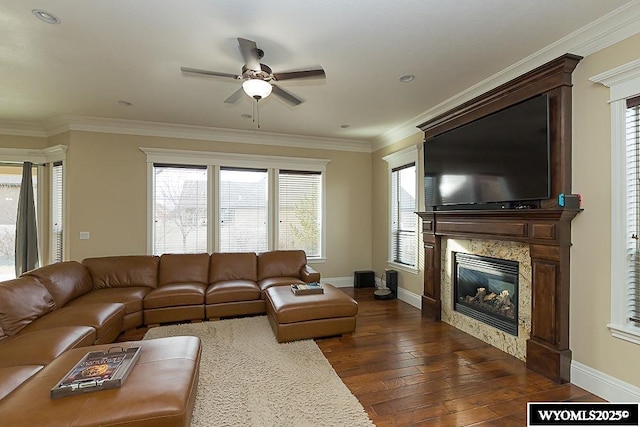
[32,9,60,25]
[399,74,415,83]
[118,100,133,106]
[340,124,350,129]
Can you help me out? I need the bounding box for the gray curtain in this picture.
[15,162,38,276]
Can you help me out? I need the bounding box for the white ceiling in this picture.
[0,1,637,146]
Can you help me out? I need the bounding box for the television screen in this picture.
[424,94,550,208]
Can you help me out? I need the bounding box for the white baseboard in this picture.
[322,276,354,288]
[325,276,422,310]
[571,360,640,402]
[397,287,422,309]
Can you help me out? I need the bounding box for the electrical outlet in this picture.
[79,232,90,240]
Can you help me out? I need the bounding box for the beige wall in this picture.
[371,132,424,296]
[571,34,640,387]
[0,134,48,149]
[59,131,371,278]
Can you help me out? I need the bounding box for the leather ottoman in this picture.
[265,284,358,343]
[0,336,201,427]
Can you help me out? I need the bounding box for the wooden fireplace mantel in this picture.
[415,54,582,383]
[417,209,580,383]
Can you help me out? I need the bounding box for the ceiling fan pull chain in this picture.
[255,99,261,129]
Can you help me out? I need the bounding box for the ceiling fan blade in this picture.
[271,84,303,106]
[180,67,239,80]
[273,68,326,81]
[223,88,245,104]
[237,38,261,72]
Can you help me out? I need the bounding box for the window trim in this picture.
[383,145,420,274]
[590,59,640,345]
[141,148,330,259]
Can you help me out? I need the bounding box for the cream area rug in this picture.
[144,316,375,427]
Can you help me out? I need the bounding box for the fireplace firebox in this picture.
[453,252,519,336]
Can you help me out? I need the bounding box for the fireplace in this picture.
[453,252,519,336]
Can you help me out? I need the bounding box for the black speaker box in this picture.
[354,270,375,288]
[385,270,398,296]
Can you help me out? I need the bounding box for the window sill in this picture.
[308,257,326,264]
[386,261,419,275]
[608,323,640,346]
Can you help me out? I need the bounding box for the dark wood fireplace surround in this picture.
[416,54,582,383]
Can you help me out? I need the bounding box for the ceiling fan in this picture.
[180,38,326,106]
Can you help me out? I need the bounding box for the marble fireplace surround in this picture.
[441,238,532,361]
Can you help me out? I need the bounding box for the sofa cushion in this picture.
[66,288,149,331]
[83,255,159,289]
[159,253,209,286]
[206,280,261,304]
[0,326,96,368]
[257,250,306,281]
[0,277,56,337]
[0,365,43,400]
[209,252,257,283]
[20,303,124,344]
[23,261,93,308]
[144,283,207,309]
[66,287,150,315]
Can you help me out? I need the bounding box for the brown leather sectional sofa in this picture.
[0,250,319,401]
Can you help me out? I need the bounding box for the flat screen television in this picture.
[424,94,550,209]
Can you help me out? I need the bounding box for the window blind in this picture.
[51,161,63,263]
[278,170,321,257]
[219,167,268,252]
[391,163,417,267]
[626,97,640,324]
[152,164,207,255]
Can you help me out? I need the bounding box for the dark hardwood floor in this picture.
[316,287,604,426]
[118,287,603,426]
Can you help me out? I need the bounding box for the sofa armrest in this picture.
[299,265,320,283]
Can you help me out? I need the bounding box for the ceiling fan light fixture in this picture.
[242,79,272,100]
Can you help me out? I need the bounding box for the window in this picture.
[50,161,64,263]
[391,163,417,267]
[219,167,268,253]
[0,163,37,280]
[591,59,640,344]
[278,170,322,257]
[626,96,640,326]
[141,148,329,258]
[383,145,420,272]
[152,164,208,255]
[0,146,66,275]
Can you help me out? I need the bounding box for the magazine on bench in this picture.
[50,346,141,399]
[291,282,324,295]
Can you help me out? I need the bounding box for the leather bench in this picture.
[265,284,358,343]
[0,336,201,427]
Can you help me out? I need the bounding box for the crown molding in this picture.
[42,115,372,153]
[0,144,67,164]
[372,0,640,151]
[3,2,640,153]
